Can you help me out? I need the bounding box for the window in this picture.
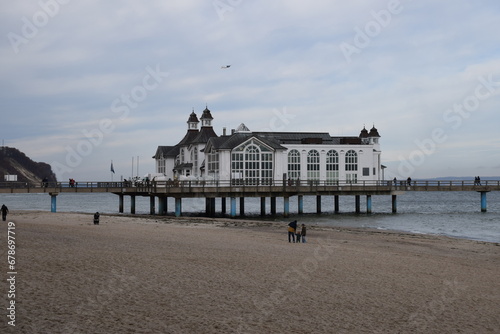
[231,139,273,185]
[345,150,358,171]
[345,150,358,183]
[363,168,370,176]
[288,150,301,179]
[207,151,219,179]
[157,156,165,174]
[326,150,339,184]
[307,150,320,182]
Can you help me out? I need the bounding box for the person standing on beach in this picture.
[288,220,297,243]
[300,224,307,243]
[93,212,100,225]
[1,204,8,221]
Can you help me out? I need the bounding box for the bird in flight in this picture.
[221,65,231,69]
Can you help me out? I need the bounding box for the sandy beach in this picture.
[1,211,499,333]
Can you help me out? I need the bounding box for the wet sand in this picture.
[1,211,499,333]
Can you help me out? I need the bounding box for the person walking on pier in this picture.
[288,220,297,243]
[407,177,412,186]
[1,204,9,221]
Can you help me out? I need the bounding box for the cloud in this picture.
[1,0,500,180]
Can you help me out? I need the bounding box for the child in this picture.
[300,224,306,243]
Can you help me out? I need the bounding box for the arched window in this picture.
[307,150,320,182]
[288,150,301,179]
[345,150,358,183]
[326,150,339,184]
[245,145,260,184]
[231,140,273,185]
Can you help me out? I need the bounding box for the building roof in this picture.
[187,111,199,123]
[253,132,335,145]
[207,133,286,151]
[359,127,369,138]
[200,107,213,120]
[152,145,178,159]
[192,125,218,144]
[177,129,199,146]
[368,126,380,137]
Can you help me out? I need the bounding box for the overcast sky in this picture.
[2,0,500,181]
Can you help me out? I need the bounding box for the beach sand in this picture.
[1,211,499,333]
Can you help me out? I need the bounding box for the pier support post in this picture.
[130,195,136,214]
[50,193,58,212]
[355,195,360,213]
[158,197,168,215]
[175,198,182,217]
[392,195,397,213]
[230,197,236,218]
[260,197,266,216]
[206,198,215,217]
[150,196,155,215]
[366,195,372,214]
[270,197,276,215]
[316,195,322,214]
[119,194,124,213]
[240,197,245,216]
[298,195,303,214]
[480,191,488,212]
[284,197,290,218]
[221,197,226,215]
[334,195,339,213]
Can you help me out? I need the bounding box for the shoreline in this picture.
[12,209,500,245]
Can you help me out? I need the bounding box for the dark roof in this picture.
[173,163,193,171]
[200,107,213,120]
[193,126,218,144]
[368,126,380,137]
[207,133,286,151]
[339,137,362,145]
[252,132,334,145]
[359,127,369,138]
[152,146,178,158]
[187,111,199,123]
[177,129,199,146]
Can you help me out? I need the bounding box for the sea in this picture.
[1,191,499,243]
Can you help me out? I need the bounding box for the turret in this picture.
[359,126,369,144]
[368,125,380,144]
[200,106,213,127]
[187,111,199,130]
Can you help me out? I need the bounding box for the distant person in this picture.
[1,204,8,221]
[42,177,48,188]
[393,177,397,187]
[288,220,297,243]
[407,177,412,186]
[300,224,307,243]
[93,212,100,225]
[477,176,481,186]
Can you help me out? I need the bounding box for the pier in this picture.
[1,179,500,216]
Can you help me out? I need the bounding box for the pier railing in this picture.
[1,179,499,194]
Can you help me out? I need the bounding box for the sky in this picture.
[1,0,500,181]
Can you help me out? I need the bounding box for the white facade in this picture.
[154,108,382,184]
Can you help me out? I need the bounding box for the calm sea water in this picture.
[1,191,499,243]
